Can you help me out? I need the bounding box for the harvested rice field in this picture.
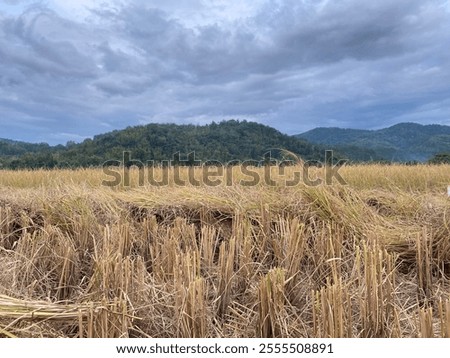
[0,164,449,338]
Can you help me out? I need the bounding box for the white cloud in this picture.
[47,0,102,19]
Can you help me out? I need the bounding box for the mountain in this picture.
[0,120,324,169]
[3,121,448,169]
[0,138,53,156]
[295,122,450,162]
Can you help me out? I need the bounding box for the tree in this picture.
[428,153,450,164]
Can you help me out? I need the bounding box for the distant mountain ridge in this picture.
[1,121,449,169]
[0,138,52,157]
[0,120,323,169]
[296,122,450,162]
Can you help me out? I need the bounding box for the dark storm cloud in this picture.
[1,7,97,76]
[0,0,449,143]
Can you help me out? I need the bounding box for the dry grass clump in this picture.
[0,164,449,337]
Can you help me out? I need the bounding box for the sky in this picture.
[1,0,450,144]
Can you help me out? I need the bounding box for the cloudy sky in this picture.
[1,0,450,144]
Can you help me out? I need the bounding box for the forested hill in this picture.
[0,120,323,169]
[296,122,450,162]
[0,138,54,156]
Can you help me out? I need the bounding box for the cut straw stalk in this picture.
[217,237,236,319]
[419,307,434,338]
[0,294,90,320]
[0,294,136,338]
[258,268,286,338]
[438,298,450,338]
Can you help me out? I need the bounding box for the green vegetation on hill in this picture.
[0,139,53,156]
[428,153,450,164]
[2,121,448,169]
[0,120,323,169]
[296,122,450,162]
